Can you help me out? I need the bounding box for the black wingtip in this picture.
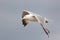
[22,19,27,27]
[44,28,50,38]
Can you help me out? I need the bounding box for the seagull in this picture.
[21,10,50,37]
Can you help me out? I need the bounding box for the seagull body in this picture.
[22,10,50,37]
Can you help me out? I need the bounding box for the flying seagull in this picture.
[21,10,50,37]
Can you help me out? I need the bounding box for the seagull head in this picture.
[45,18,49,23]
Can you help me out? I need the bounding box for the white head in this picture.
[45,17,53,23]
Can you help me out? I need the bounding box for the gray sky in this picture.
[0,0,60,40]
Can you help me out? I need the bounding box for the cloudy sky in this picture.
[0,0,60,40]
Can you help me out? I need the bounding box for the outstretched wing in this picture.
[22,10,29,27]
[35,16,50,37]
[40,23,50,37]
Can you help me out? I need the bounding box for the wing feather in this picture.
[22,10,29,18]
[35,16,50,37]
[40,23,50,37]
[22,19,28,27]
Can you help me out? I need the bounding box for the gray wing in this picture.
[40,23,50,37]
[35,16,50,37]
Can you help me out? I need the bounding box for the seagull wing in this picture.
[22,10,29,27]
[22,10,38,26]
[22,10,29,18]
[40,23,50,37]
[35,16,50,37]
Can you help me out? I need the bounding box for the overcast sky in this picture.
[0,0,60,40]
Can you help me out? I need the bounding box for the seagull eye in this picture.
[45,20,48,23]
